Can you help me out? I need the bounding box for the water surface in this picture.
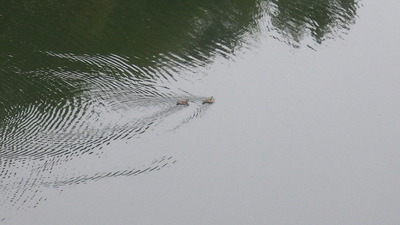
[1,0,400,224]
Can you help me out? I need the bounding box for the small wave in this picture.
[0,49,215,219]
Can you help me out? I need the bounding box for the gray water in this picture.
[1,0,400,224]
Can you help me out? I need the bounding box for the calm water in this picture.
[1,0,400,224]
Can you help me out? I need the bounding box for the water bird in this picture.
[176,99,189,106]
[202,96,215,104]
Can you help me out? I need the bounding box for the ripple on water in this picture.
[0,50,213,220]
[0,1,259,220]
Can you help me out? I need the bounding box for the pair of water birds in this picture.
[177,96,214,106]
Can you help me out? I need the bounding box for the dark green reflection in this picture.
[266,0,360,47]
[0,0,360,122]
[1,0,360,59]
[0,0,262,121]
[1,0,260,59]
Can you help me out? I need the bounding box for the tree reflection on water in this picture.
[266,0,360,47]
[0,0,360,120]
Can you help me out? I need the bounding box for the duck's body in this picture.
[202,96,215,104]
[176,99,189,105]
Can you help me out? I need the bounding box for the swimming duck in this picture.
[202,96,215,104]
[176,99,189,105]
